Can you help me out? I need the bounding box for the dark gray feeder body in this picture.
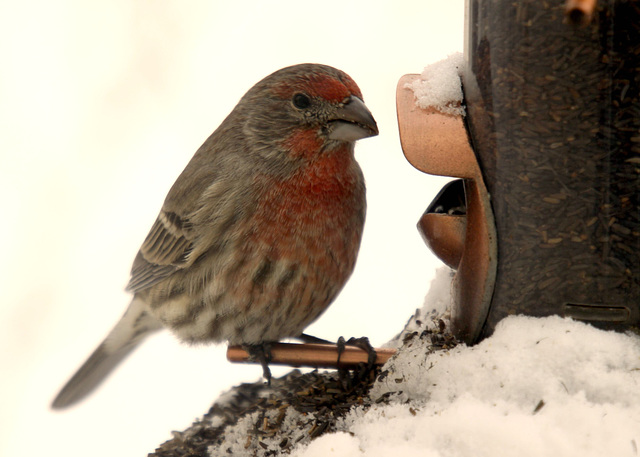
[463,0,640,337]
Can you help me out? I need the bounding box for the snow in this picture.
[385,266,454,349]
[292,432,360,455]
[290,270,640,457]
[406,52,466,116]
[208,407,312,457]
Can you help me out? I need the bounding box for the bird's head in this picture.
[239,64,378,165]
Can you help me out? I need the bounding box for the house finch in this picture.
[52,63,378,409]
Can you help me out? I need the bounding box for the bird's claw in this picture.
[243,343,273,386]
[336,336,377,390]
[337,336,376,368]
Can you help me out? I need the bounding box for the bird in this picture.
[52,63,378,409]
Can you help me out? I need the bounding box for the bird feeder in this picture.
[397,0,640,344]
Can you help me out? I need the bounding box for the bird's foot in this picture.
[243,343,273,386]
[336,336,377,390]
[337,336,376,367]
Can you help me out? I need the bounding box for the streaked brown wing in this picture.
[126,211,194,293]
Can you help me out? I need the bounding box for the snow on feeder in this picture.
[397,0,640,344]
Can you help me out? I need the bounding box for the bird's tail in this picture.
[51,297,162,409]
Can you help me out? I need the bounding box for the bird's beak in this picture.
[327,96,379,142]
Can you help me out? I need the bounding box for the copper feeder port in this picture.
[396,74,497,344]
[417,179,466,270]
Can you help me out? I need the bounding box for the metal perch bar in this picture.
[227,342,396,369]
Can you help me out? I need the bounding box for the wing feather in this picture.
[126,211,194,293]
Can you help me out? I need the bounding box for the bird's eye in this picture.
[292,93,311,109]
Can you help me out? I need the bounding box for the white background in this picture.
[0,1,461,456]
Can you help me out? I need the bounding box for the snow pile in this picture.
[406,52,466,116]
[290,271,640,457]
[385,267,453,349]
[209,407,311,457]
